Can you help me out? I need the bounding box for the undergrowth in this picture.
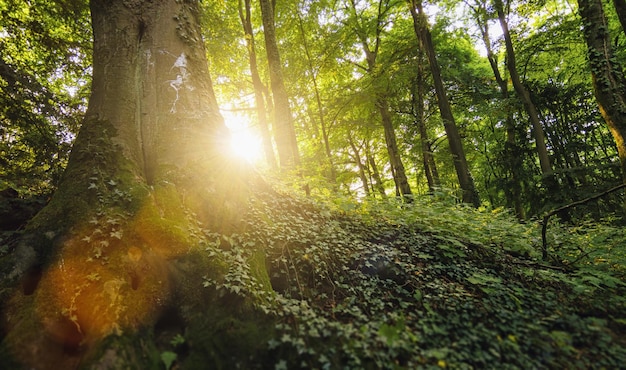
[192,189,626,369]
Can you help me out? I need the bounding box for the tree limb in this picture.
[541,183,626,260]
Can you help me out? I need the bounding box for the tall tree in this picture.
[346,0,412,198]
[1,0,272,367]
[294,2,338,183]
[259,0,300,168]
[578,0,626,186]
[407,0,480,206]
[412,49,440,193]
[493,0,554,180]
[238,0,278,169]
[467,0,524,218]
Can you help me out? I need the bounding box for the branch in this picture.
[541,183,626,260]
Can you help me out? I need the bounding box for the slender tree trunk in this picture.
[578,0,626,187]
[408,0,479,207]
[238,0,278,169]
[378,98,413,197]
[414,46,440,193]
[348,134,371,195]
[494,0,554,181]
[470,0,524,218]
[347,0,412,199]
[295,5,337,183]
[259,0,300,168]
[366,143,387,197]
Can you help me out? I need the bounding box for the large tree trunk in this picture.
[259,0,300,168]
[239,0,278,169]
[0,1,272,368]
[408,0,480,207]
[578,0,626,186]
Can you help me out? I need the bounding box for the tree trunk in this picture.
[259,0,300,168]
[494,0,554,181]
[413,50,440,193]
[348,133,371,196]
[348,0,412,199]
[0,1,273,368]
[238,0,278,169]
[469,0,524,218]
[295,5,337,183]
[578,0,626,186]
[408,0,480,207]
[614,0,626,34]
[366,144,387,197]
[378,98,413,197]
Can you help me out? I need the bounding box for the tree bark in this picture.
[408,0,480,207]
[238,0,278,169]
[578,0,626,186]
[259,0,300,168]
[0,1,272,368]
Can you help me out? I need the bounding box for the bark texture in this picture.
[0,1,272,368]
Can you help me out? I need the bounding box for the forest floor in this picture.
[1,186,626,369]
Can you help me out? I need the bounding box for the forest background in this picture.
[2,0,626,218]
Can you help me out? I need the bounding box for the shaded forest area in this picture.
[1,0,626,368]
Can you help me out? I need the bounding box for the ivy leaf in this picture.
[160,351,177,370]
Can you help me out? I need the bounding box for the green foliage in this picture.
[193,189,626,368]
[0,0,91,193]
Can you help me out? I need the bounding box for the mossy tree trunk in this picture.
[578,0,626,189]
[0,1,272,368]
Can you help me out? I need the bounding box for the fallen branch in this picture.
[541,183,626,260]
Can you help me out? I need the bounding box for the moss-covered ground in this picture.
[1,181,626,369]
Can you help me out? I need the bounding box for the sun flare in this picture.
[222,110,264,164]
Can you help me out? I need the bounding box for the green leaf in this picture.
[160,351,177,370]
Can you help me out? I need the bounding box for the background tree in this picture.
[259,0,300,168]
[238,0,277,169]
[408,0,480,206]
[493,0,554,186]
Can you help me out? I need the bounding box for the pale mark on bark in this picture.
[163,52,195,113]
